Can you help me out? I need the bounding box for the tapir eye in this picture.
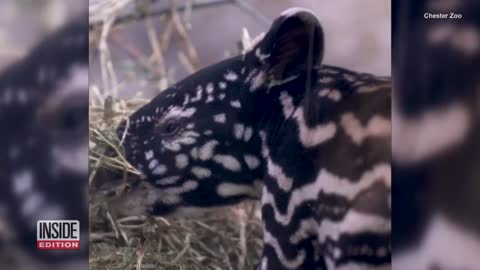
[158,119,180,136]
[36,91,88,141]
[59,103,87,133]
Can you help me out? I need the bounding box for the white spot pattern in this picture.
[148,159,159,170]
[145,150,154,160]
[224,71,238,81]
[206,95,214,103]
[216,183,259,198]
[12,169,33,196]
[250,70,266,91]
[191,87,203,102]
[190,147,199,160]
[234,123,245,140]
[21,192,42,216]
[213,113,226,123]
[175,154,189,169]
[191,167,212,179]
[152,164,167,175]
[244,154,261,170]
[219,81,227,89]
[198,140,218,161]
[213,154,242,171]
[243,127,253,141]
[230,100,241,108]
[206,83,214,94]
[164,106,197,120]
[156,176,181,185]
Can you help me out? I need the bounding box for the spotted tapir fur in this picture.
[115,8,391,270]
[0,17,88,269]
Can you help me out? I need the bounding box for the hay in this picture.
[88,1,263,269]
[89,202,262,270]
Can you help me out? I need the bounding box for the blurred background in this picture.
[89,0,391,100]
[0,0,86,70]
[393,0,480,269]
[0,1,88,269]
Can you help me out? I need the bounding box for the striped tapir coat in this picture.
[114,8,391,270]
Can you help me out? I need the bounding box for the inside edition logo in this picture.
[37,220,80,250]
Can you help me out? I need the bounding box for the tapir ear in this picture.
[258,8,324,80]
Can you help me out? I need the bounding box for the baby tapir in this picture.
[115,8,391,270]
[0,17,88,270]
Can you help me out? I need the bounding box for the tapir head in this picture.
[112,8,324,217]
